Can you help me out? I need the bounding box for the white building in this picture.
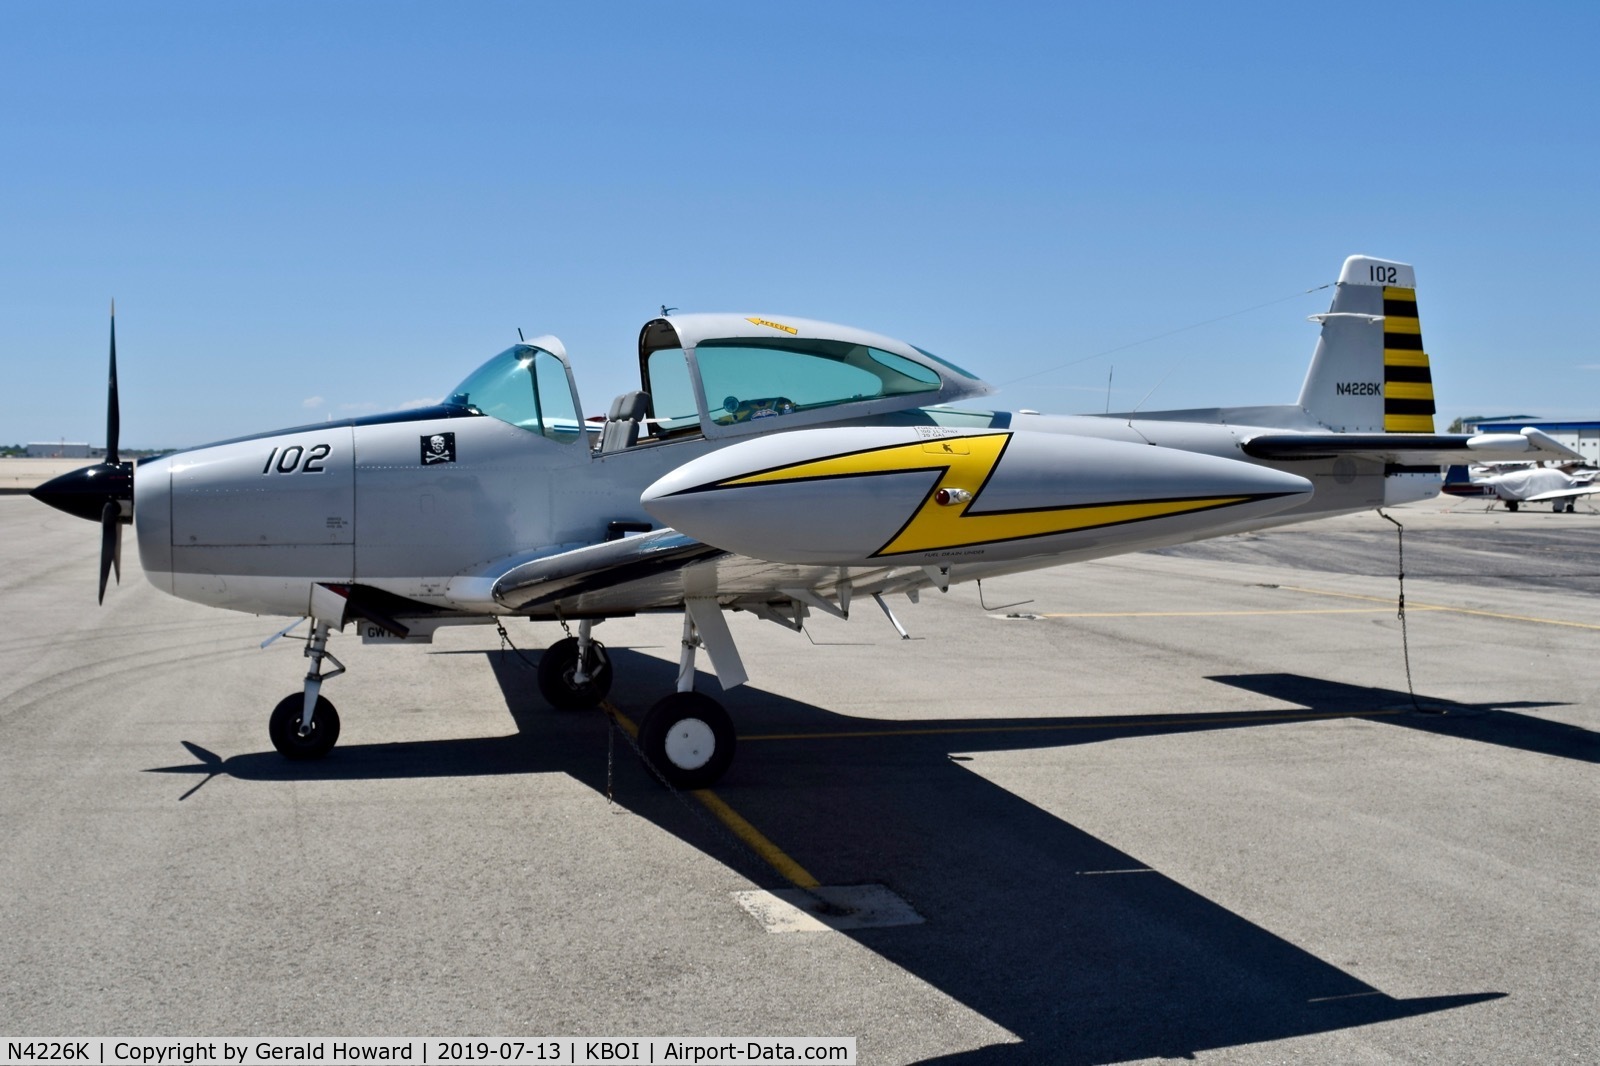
[1471,421,1600,465]
[26,442,94,459]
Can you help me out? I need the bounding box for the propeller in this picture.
[30,301,135,603]
[98,302,123,603]
[99,499,122,602]
[106,299,120,466]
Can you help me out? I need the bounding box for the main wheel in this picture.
[1506,500,1519,512]
[638,692,736,790]
[269,694,341,759]
[537,636,613,709]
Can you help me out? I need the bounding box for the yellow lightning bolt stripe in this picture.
[715,433,1254,556]
[721,434,1000,486]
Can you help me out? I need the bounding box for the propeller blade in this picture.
[106,300,120,466]
[99,500,121,605]
[34,305,137,604]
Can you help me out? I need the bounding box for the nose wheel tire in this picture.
[638,691,736,790]
[537,636,614,709]
[269,694,341,759]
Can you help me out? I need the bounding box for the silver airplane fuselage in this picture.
[130,390,1330,621]
[41,258,1569,782]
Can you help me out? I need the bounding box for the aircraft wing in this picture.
[480,528,927,618]
[1241,427,1582,465]
[488,529,726,612]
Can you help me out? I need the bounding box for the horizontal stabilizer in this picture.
[1243,426,1582,465]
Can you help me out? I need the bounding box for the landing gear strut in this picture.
[269,619,343,759]
[637,614,736,789]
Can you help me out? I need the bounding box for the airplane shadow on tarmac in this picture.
[1209,673,1600,764]
[140,648,1579,1064]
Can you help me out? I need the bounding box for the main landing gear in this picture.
[1504,499,1575,513]
[269,620,343,759]
[258,609,740,788]
[534,613,738,790]
[536,619,614,710]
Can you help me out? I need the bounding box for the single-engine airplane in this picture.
[1464,462,1600,512]
[32,255,1582,788]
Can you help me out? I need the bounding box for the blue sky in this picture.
[3,1,1597,448]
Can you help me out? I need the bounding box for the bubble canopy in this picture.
[446,340,584,443]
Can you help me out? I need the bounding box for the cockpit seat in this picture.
[600,390,651,453]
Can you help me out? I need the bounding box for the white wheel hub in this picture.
[664,717,716,770]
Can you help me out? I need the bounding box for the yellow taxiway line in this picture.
[690,789,822,890]
[598,577,1595,893]
[1027,583,1600,631]
[620,704,1412,889]
[602,700,822,891]
[1276,584,1600,632]
[1033,607,1418,619]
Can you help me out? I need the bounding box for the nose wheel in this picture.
[269,693,341,759]
[267,618,344,759]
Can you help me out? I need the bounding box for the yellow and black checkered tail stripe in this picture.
[1383,286,1435,432]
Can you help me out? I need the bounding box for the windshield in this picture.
[446,344,583,443]
[695,337,941,425]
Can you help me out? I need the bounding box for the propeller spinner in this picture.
[30,302,135,603]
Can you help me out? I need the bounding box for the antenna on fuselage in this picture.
[660,305,678,317]
[517,328,525,342]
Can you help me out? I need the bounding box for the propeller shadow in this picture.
[147,649,1506,1061]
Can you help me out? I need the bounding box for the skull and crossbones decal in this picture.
[420,432,456,464]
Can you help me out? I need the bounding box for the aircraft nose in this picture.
[30,462,134,523]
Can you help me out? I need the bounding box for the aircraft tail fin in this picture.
[1297,256,1436,433]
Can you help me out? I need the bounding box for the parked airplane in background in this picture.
[1466,463,1600,512]
[32,256,1581,788]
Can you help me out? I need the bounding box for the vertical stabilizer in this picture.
[1297,256,1436,432]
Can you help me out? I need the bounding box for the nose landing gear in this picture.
[268,619,344,759]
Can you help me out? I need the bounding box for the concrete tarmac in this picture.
[0,457,88,494]
[1,495,1595,1063]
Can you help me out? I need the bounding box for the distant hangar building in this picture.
[26,442,93,458]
